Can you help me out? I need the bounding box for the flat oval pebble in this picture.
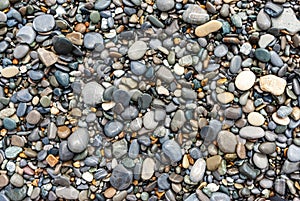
[272,113,290,126]
[1,66,19,78]
[255,48,271,62]
[217,92,234,104]
[33,14,55,32]
[26,110,41,124]
[190,158,206,183]
[82,81,104,106]
[162,140,182,162]
[156,0,174,11]
[141,158,155,180]
[67,128,89,153]
[253,153,268,169]
[235,71,256,91]
[16,26,36,44]
[182,5,209,25]
[214,44,228,57]
[287,144,300,162]
[83,32,103,49]
[128,41,147,60]
[217,131,237,153]
[104,120,124,137]
[95,0,111,11]
[13,44,29,59]
[248,112,265,126]
[195,20,222,37]
[257,9,271,30]
[239,126,265,139]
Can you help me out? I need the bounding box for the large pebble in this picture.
[16,26,36,44]
[255,48,271,62]
[104,120,124,137]
[0,0,9,10]
[1,66,19,78]
[217,131,237,153]
[26,110,41,124]
[235,71,256,91]
[141,158,155,180]
[217,92,234,104]
[162,140,182,162]
[259,75,287,96]
[83,32,103,49]
[110,164,133,190]
[214,44,228,57]
[210,192,231,201]
[33,14,55,32]
[182,5,209,25]
[56,186,79,200]
[271,8,300,34]
[247,112,265,126]
[239,126,265,139]
[257,9,271,30]
[128,41,147,60]
[82,81,104,106]
[253,153,268,169]
[195,20,222,37]
[190,158,206,183]
[67,128,89,153]
[287,145,300,162]
[156,0,174,11]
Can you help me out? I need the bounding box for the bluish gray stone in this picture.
[95,0,111,10]
[104,120,124,138]
[16,26,36,44]
[130,61,147,75]
[3,118,16,130]
[110,164,133,190]
[28,70,44,80]
[33,14,55,32]
[5,146,22,159]
[59,141,74,161]
[157,173,170,190]
[162,140,182,162]
[128,139,139,159]
[67,128,89,153]
[55,70,69,87]
[83,32,103,49]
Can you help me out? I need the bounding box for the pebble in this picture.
[82,81,104,106]
[255,48,271,62]
[5,146,22,159]
[13,44,29,59]
[141,158,155,180]
[206,155,222,171]
[33,14,55,32]
[3,118,16,130]
[53,37,73,55]
[16,26,36,44]
[37,48,58,67]
[110,164,132,190]
[130,61,147,75]
[258,34,275,48]
[157,173,170,190]
[247,112,265,126]
[190,158,206,183]
[127,41,147,60]
[67,128,89,153]
[259,142,276,154]
[143,111,158,130]
[95,0,111,10]
[240,42,252,55]
[182,5,209,25]
[235,71,256,91]
[104,120,124,137]
[217,92,234,104]
[210,192,231,201]
[162,140,182,162]
[90,11,101,24]
[217,131,237,153]
[56,186,79,200]
[112,139,128,159]
[0,0,9,10]
[271,8,300,34]
[83,32,103,49]
[195,20,223,37]
[55,70,69,87]
[253,153,268,169]
[10,173,24,187]
[230,55,242,74]
[214,44,228,57]
[257,9,271,30]
[270,51,284,67]
[277,106,292,118]
[156,0,174,11]
[264,1,283,17]
[239,126,265,139]
[259,75,287,96]
[26,110,41,124]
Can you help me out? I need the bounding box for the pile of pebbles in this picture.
[0,0,300,200]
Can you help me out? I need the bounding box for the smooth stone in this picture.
[10,173,24,187]
[128,41,147,60]
[56,186,79,200]
[214,44,228,57]
[112,139,128,159]
[53,36,73,55]
[239,126,265,139]
[156,66,174,83]
[130,61,146,75]
[5,146,22,159]
[157,173,170,190]
[210,192,231,201]
[95,0,111,10]
[281,160,300,174]
[3,118,16,130]
[128,139,139,159]
[239,162,259,179]
[190,158,206,183]
[277,106,292,118]
[257,9,271,30]
[195,20,222,37]
[83,32,103,49]
[5,185,27,201]
[110,164,132,190]
[258,142,276,154]
[16,102,27,117]
[254,48,271,62]
[26,110,41,124]
[230,55,242,74]
[141,158,155,180]
[33,14,55,32]
[260,178,273,189]
[247,112,265,126]
[156,0,174,11]
[274,178,286,195]
[270,51,284,67]
[16,26,36,44]
[104,120,123,137]
[82,81,104,106]
[224,106,242,120]
[112,89,131,107]
[287,144,300,162]
[253,153,268,169]
[240,42,252,55]
[235,71,256,91]
[0,174,9,188]
[148,15,165,28]
[0,41,8,53]
[0,0,9,10]
[182,5,209,25]
[264,1,283,17]
[258,34,275,48]
[271,8,300,34]
[13,44,29,59]
[231,14,242,28]
[67,128,89,153]
[206,155,222,171]
[59,141,74,161]
[162,140,182,162]
[54,70,69,87]
[259,75,287,96]
[90,11,100,23]
[143,111,158,130]
[217,131,237,153]
[217,92,234,104]
[170,110,186,132]
[28,70,44,81]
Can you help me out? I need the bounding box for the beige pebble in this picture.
[272,113,290,125]
[182,154,189,168]
[206,155,222,171]
[291,107,300,121]
[195,20,223,37]
[104,187,116,199]
[37,48,58,67]
[57,126,71,139]
[242,99,255,113]
[1,66,19,78]
[259,75,287,96]
[66,32,83,46]
[217,92,234,104]
[235,71,256,91]
[247,112,265,126]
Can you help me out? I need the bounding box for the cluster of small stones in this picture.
[0,0,300,200]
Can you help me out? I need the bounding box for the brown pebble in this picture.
[75,23,86,33]
[0,174,9,188]
[57,126,71,139]
[206,155,222,171]
[236,143,247,159]
[11,135,25,147]
[104,187,116,198]
[46,154,59,167]
[195,20,222,37]
[26,110,41,125]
